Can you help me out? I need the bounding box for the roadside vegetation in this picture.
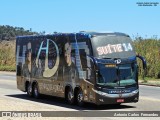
[134,37,160,79]
[0,40,16,71]
[0,25,37,71]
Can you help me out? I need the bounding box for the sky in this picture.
[0,0,160,39]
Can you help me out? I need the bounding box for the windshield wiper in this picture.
[102,58,113,59]
[101,84,115,88]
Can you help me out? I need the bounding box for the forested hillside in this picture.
[0,25,37,41]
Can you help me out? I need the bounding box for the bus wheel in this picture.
[76,89,84,106]
[27,83,32,97]
[33,83,39,99]
[67,88,74,105]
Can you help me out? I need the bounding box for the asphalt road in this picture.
[139,85,160,100]
[0,72,160,120]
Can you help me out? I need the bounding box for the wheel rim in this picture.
[77,91,83,103]
[27,85,32,95]
[34,86,38,97]
[68,91,74,102]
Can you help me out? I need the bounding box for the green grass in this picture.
[139,76,160,81]
[0,40,16,72]
[139,76,160,86]
[0,66,16,71]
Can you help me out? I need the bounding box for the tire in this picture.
[66,88,75,105]
[76,89,84,106]
[27,83,32,97]
[33,83,40,99]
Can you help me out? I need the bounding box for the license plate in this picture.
[117,99,124,103]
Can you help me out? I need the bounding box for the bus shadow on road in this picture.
[6,94,136,110]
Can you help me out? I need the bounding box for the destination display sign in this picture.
[97,43,133,56]
[91,36,136,58]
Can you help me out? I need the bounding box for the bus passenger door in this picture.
[79,50,95,103]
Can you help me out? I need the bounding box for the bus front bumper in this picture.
[92,89,139,105]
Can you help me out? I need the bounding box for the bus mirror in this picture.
[136,55,147,70]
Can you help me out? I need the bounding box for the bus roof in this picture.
[79,31,130,37]
[16,31,130,39]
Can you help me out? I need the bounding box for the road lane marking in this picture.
[140,85,160,89]
[140,96,160,102]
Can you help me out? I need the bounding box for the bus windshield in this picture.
[97,63,137,87]
[91,35,136,58]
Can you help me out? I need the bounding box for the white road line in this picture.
[140,96,160,102]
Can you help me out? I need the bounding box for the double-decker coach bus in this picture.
[16,31,146,106]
